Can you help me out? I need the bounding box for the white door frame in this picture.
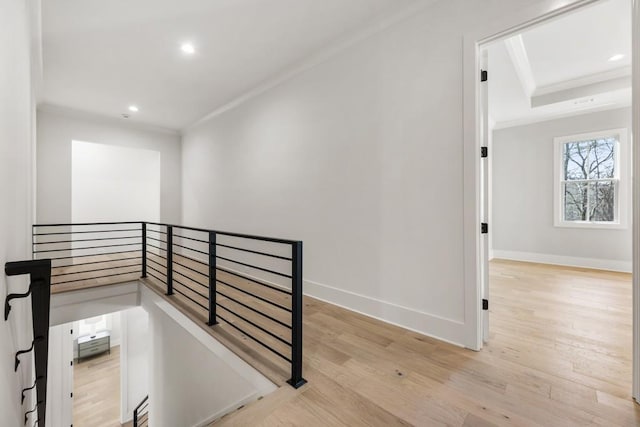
[462,0,640,402]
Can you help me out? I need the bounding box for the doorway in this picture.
[468,0,638,402]
[73,313,122,425]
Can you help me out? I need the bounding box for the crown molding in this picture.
[534,65,632,96]
[504,35,536,97]
[183,0,438,132]
[532,75,631,107]
[37,103,180,136]
[493,100,631,130]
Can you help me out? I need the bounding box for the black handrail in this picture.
[5,259,52,427]
[133,395,149,427]
[35,221,300,245]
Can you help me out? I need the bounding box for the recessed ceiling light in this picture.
[608,54,625,62]
[181,43,195,55]
[128,105,139,112]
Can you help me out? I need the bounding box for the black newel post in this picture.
[287,241,306,388]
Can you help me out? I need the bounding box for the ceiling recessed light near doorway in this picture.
[128,105,139,112]
[608,54,625,62]
[180,42,196,55]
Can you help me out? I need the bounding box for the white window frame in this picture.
[553,128,629,229]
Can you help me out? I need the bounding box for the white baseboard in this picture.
[304,279,466,347]
[221,265,468,347]
[492,249,632,273]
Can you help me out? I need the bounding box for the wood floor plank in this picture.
[73,346,124,427]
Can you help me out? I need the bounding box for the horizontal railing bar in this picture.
[147,252,167,261]
[147,264,166,278]
[217,278,291,312]
[215,230,299,245]
[217,266,291,294]
[51,263,141,277]
[34,236,141,245]
[34,221,142,227]
[45,250,140,261]
[216,256,291,279]
[145,236,166,244]
[33,228,140,236]
[146,228,167,235]
[146,222,209,233]
[34,242,141,253]
[147,256,165,268]
[146,243,167,252]
[51,255,141,269]
[146,270,166,284]
[52,270,139,285]
[216,313,292,363]
[172,260,208,278]
[173,287,208,311]
[175,255,208,268]
[173,234,208,244]
[147,258,166,273]
[172,242,208,256]
[216,303,291,346]
[33,223,301,245]
[217,289,291,329]
[216,243,292,261]
[173,278,208,300]
[173,269,208,289]
[145,222,300,245]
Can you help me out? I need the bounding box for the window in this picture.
[554,128,629,229]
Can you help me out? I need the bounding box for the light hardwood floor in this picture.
[73,345,122,427]
[63,258,640,426]
[49,251,142,294]
[207,260,639,426]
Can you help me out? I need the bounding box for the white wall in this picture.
[0,0,38,424]
[36,107,181,224]
[492,107,632,271]
[141,287,275,426]
[120,307,149,423]
[50,281,139,327]
[72,141,161,223]
[181,0,552,347]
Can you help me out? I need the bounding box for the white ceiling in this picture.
[42,0,422,130]
[488,0,631,129]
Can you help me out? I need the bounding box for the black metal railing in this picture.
[32,221,306,388]
[32,222,143,290]
[5,259,52,427]
[133,395,149,427]
[143,221,306,388]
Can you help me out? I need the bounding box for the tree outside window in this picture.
[554,129,628,229]
[562,137,616,222]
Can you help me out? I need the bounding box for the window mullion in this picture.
[586,181,590,221]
